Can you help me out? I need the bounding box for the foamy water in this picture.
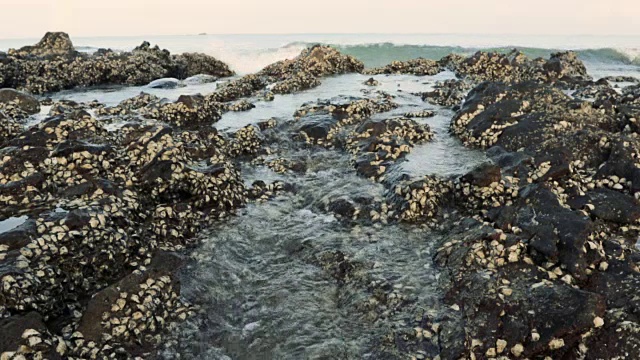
[1,34,639,76]
[2,32,639,359]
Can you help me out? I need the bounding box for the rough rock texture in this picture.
[0,81,282,358]
[0,42,368,359]
[206,45,364,103]
[419,79,473,108]
[427,54,640,358]
[4,36,640,359]
[346,117,434,181]
[0,32,234,94]
[364,58,442,76]
[443,50,593,86]
[0,88,40,114]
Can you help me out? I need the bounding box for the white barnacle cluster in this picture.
[390,176,454,223]
[345,117,434,181]
[92,276,194,352]
[0,328,68,360]
[456,176,520,211]
[439,229,531,271]
[227,125,262,157]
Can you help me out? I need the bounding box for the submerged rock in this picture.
[183,73,218,85]
[146,77,182,89]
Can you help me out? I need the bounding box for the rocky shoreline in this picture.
[0,32,234,94]
[1,32,640,359]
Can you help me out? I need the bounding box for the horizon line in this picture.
[2,32,640,41]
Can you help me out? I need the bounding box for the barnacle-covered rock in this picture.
[75,252,195,357]
[386,175,455,222]
[0,32,234,94]
[347,117,434,181]
[295,95,398,147]
[364,58,441,76]
[0,88,40,115]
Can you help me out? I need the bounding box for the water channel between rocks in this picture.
[48,72,486,359]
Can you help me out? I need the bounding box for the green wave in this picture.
[306,42,640,68]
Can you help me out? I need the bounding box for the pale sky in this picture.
[2,0,639,39]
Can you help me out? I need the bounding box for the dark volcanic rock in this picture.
[461,162,501,187]
[567,188,640,224]
[0,312,64,359]
[76,252,190,355]
[0,88,40,114]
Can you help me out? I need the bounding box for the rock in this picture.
[364,77,379,86]
[0,88,40,114]
[172,52,234,79]
[327,198,357,219]
[461,163,501,187]
[522,185,593,276]
[204,45,363,104]
[0,219,36,252]
[0,312,62,359]
[567,188,640,224]
[77,251,190,354]
[146,77,182,89]
[420,79,472,108]
[364,58,441,76]
[0,32,234,94]
[183,74,218,85]
[445,49,590,86]
[11,31,74,57]
[297,112,338,143]
[602,75,640,83]
[543,51,592,82]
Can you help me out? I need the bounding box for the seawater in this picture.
[1,33,639,77]
[0,33,638,359]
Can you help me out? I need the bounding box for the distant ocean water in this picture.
[1,33,639,78]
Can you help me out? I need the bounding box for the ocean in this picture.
[1,33,640,359]
[1,33,639,78]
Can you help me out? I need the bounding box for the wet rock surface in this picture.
[2,36,640,359]
[431,50,640,360]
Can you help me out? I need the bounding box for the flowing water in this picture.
[3,33,639,359]
[162,74,483,359]
[39,72,484,359]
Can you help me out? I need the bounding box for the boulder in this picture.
[543,51,592,82]
[183,74,218,85]
[146,77,182,89]
[12,31,74,57]
[0,88,40,114]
